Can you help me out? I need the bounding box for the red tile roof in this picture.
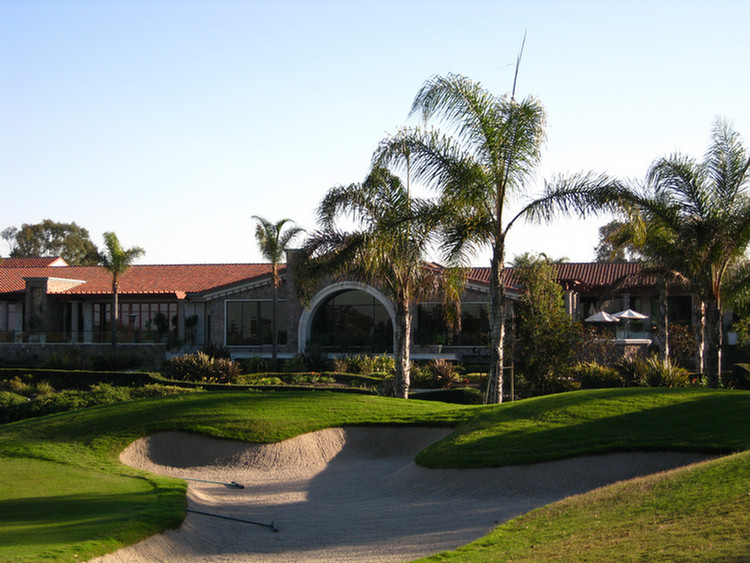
[465,262,655,291]
[0,259,656,299]
[0,264,276,297]
[1,257,68,268]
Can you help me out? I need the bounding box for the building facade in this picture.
[0,254,693,367]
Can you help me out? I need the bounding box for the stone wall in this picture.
[0,343,169,369]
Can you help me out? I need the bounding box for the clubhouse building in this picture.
[0,253,695,367]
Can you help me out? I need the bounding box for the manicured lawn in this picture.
[0,458,184,563]
[1,388,748,562]
[417,387,750,467]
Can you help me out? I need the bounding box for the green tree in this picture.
[299,167,454,399]
[512,253,576,396]
[98,232,145,350]
[1,226,17,255]
[252,216,304,370]
[374,73,546,403]
[9,220,99,265]
[538,119,750,385]
[594,220,639,262]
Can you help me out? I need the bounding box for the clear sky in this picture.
[2,1,749,266]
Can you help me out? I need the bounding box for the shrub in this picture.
[642,355,689,388]
[335,354,395,375]
[34,380,55,396]
[613,355,647,387]
[0,390,28,408]
[200,343,232,360]
[0,383,200,424]
[162,352,241,384]
[89,383,134,404]
[238,356,269,374]
[572,361,623,389]
[237,375,284,386]
[5,375,34,396]
[331,356,350,373]
[349,354,377,375]
[301,343,332,372]
[283,355,307,373]
[372,355,395,375]
[428,359,458,388]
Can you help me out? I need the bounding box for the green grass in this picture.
[414,450,750,563]
[0,458,185,563]
[417,387,750,467]
[1,388,748,562]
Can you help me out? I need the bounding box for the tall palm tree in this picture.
[299,166,452,399]
[252,216,304,370]
[374,73,546,403]
[533,119,750,385]
[643,120,750,384]
[98,232,145,350]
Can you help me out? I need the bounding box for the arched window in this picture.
[310,289,393,352]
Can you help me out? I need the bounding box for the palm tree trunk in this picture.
[271,269,278,371]
[111,279,119,351]
[394,299,411,399]
[692,297,705,375]
[705,299,722,387]
[486,248,505,404]
[658,279,669,367]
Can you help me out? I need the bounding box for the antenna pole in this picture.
[511,30,527,101]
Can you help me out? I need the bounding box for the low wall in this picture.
[0,343,168,369]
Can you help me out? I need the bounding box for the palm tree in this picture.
[534,119,750,385]
[252,216,304,370]
[98,232,145,350]
[641,120,750,384]
[299,166,452,399]
[374,73,546,403]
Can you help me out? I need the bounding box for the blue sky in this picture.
[2,1,749,265]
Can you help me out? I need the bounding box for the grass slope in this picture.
[0,388,748,562]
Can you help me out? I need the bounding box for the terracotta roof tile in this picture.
[0,264,275,297]
[1,257,68,268]
[465,262,654,291]
[0,260,657,299]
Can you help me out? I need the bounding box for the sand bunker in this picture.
[92,427,709,563]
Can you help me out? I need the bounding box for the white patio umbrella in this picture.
[612,309,649,320]
[584,311,620,323]
[612,309,649,338]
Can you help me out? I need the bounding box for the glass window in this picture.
[226,300,286,346]
[414,302,488,346]
[310,290,392,352]
[93,302,178,331]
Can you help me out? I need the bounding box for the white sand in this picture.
[91,427,709,563]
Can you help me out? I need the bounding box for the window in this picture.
[415,302,488,346]
[310,290,392,352]
[226,300,286,346]
[94,302,178,331]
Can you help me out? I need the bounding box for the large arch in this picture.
[297,281,396,353]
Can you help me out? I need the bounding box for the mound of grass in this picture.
[417,388,750,467]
